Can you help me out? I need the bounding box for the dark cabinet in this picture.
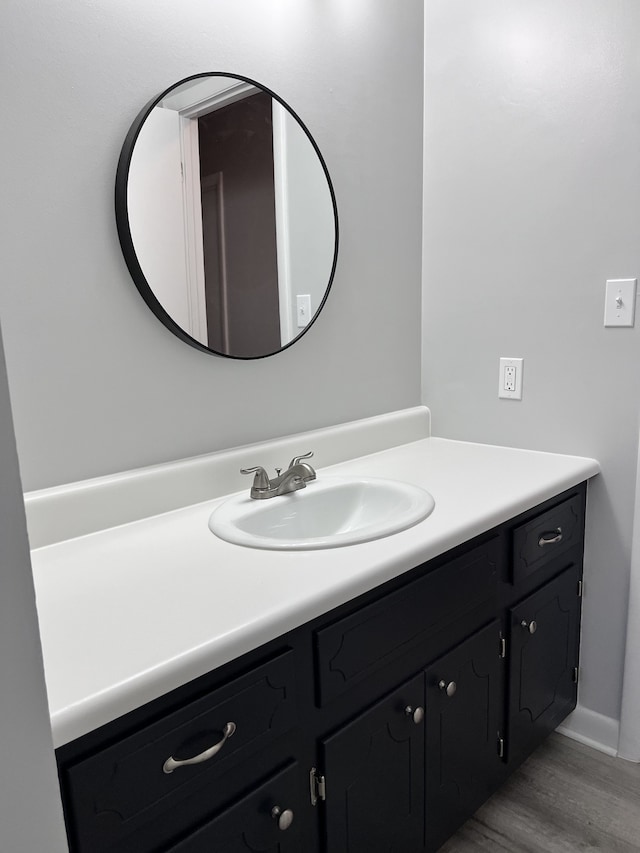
[321,674,425,853]
[512,494,583,584]
[61,650,298,853]
[508,563,582,764]
[424,620,504,851]
[57,484,588,853]
[314,536,500,705]
[167,763,304,853]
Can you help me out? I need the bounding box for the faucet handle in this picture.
[288,451,314,469]
[240,466,270,491]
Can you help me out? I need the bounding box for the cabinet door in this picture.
[508,564,581,764]
[321,674,425,853]
[167,762,305,853]
[424,620,503,851]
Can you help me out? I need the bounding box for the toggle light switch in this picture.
[604,279,636,327]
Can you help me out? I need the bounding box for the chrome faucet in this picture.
[241,452,316,499]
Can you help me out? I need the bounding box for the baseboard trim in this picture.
[556,704,620,758]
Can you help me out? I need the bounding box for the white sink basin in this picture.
[208,476,435,550]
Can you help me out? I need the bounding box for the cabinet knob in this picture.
[521,619,537,634]
[438,680,457,697]
[271,806,294,831]
[404,705,424,724]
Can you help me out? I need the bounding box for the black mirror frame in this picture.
[115,72,339,359]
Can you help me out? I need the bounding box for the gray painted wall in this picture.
[0,321,68,850]
[0,0,424,491]
[0,4,424,842]
[423,0,640,723]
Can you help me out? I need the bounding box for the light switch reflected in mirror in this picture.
[115,73,338,359]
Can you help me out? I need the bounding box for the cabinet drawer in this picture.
[168,762,304,852]
[512,493,584,584]
[315,537,500,705]
[63,650,297,853]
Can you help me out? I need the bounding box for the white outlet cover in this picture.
[499,357,523,400]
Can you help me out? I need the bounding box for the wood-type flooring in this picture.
[440,733,640,852]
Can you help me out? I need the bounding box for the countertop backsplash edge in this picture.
[25,406,431,549]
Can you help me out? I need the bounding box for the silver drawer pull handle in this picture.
[438,680,457,697]
[538,527,562,547]
[521,619,537,634]
[162,721,236,774]
[272,806,294,831]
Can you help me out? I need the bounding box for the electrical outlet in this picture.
[504,366,516,392]
[499,357,523,400]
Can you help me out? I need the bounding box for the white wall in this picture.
[423,0,640,727]
[619,425,640,759]
[275,105,336,337]
[0,3,424,840]
[128,107,192,331]
[0,0,424,491]
[0,321,68,851]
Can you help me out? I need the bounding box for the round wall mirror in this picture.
[116,73,338,359]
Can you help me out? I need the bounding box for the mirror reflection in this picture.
[116,74,338,358]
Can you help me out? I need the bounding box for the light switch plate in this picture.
[296,294,311,328]
[604,279,636,327]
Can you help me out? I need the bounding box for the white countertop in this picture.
[30,436,599,748]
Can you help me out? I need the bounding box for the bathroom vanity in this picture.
[27,411,599,853]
